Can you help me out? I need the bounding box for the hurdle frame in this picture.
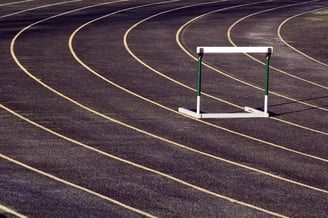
[178,46,273,119]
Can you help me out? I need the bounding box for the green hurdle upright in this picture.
[179,46,273,119]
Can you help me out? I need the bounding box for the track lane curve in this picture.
[2,0,328,216]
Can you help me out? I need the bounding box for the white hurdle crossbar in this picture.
[179,46,273,119]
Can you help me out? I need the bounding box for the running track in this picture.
[0,0,327,217]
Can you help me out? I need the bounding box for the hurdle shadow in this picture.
[266,95,328,116]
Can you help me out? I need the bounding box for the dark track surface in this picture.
[1,0,327,217]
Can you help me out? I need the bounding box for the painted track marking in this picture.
[69,0,328,192]
[123,0,328,135]
[4,0,291,216]
[175,1,328,141]
[227,0,328,90]
[0,104,288,218]
[121,0,328,159]
[175,1,328,133]
[177,1,328,116]
[0,149,157,218]
[0,0,83,19]
[0,204,27,218]
[0,0,34,7]
[278,7,328,67]
[3,0,328,215]
[0,1,157,216]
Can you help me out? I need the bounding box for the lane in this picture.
[1,0,290,217]
[0,2,160,216]
[117,0,328,139]
[122,0,327,155]
[70,0,328,186]
[69,0,328,215]
[227,1,328,88]
[1,0,327,216]
[0,153,152,218]
[121,0,328,159]
[222,1,328,130]
[0,0,82,20]
[177,0,328,130]
[278,7,328,67]
[10,0,326,216]
[0,0,161,217]
[0,0,34,7]
[0,104,288,217]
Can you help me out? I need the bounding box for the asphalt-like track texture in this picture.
[0,0,327,217]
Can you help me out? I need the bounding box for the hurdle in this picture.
[178,46,273,119]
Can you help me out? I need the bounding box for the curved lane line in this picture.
[123,0,277,110]
[175,1,328,133]
[130,0,244,110]
[0,0,33,7]
[0,1,158,216]
[0,104,287,218]
[122,0,246,110]
[5,0,328,215]
[227,0,328,90]
[121,0,328,152]
[4,0,326,215]
[0,151,156,218]
[277,7,328,67]
[121,1,328,136]
[69,0,328,194]
[176,2,328,114]
[0,204,27,218]
[0,0,82,19]
[6,1,291,217]
[124,0,328,135]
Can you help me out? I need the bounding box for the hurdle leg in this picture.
[264,51,271,115]
[196,51,203,115]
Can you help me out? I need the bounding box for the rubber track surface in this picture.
[1,0,327,217]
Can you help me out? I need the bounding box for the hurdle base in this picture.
[178,106,269,119]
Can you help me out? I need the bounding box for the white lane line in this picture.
[121,0,328,136]
[0,103,288,218]
[4,0,289,216]
[0,0,82,19]
[0,152,157,218]
[121,1,328,140]
[69,0,328,193]
[278,7,328,67]
[7,0,328,214]
[177,1,328,115]
[0,204,27,218]
[71,0,241,110]
[0,0,33,7]
[1,1,157,216]
[227,0,328,90]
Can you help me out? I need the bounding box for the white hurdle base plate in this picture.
[178,106,269,119]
